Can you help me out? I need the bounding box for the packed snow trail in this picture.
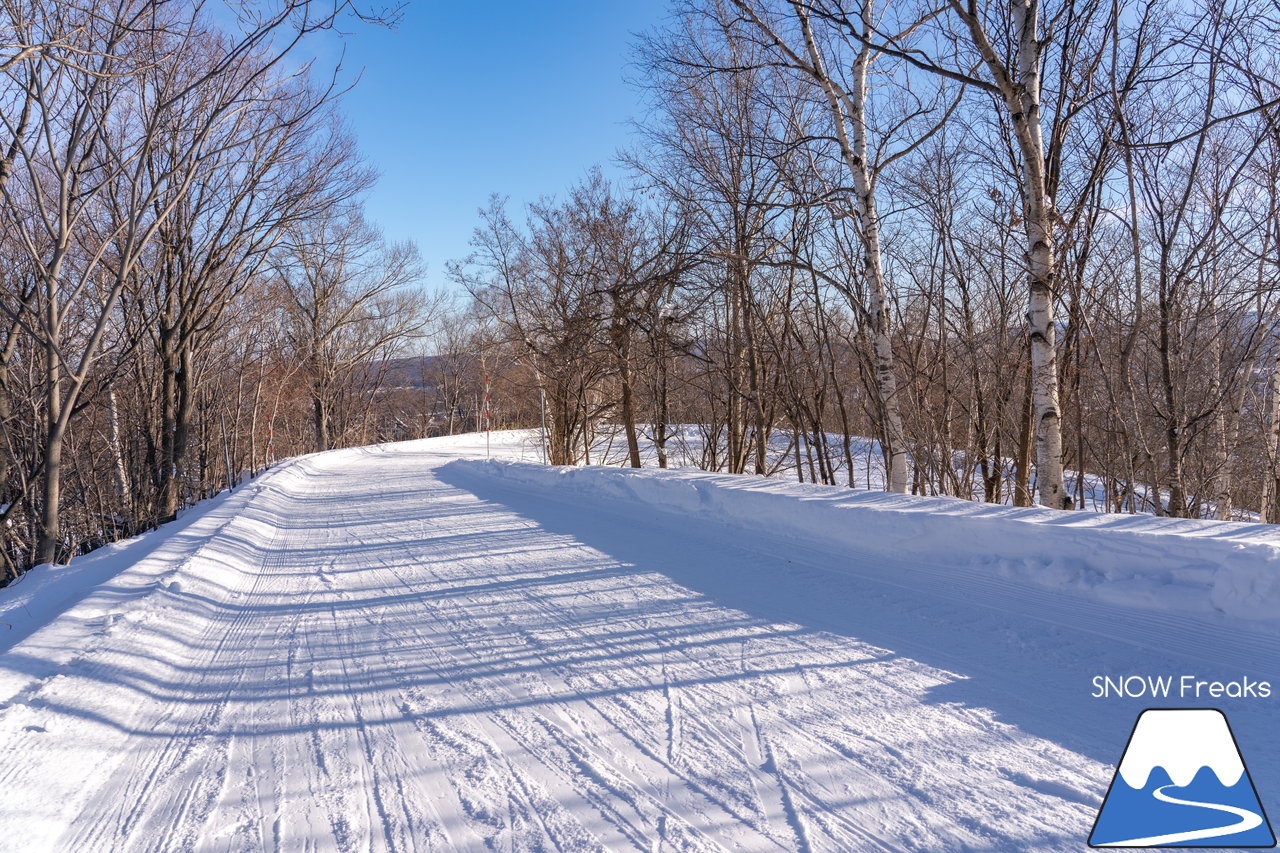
[0,434,1273,852]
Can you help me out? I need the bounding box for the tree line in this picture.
[0,0,453,576]
[452,0,1280,523]
[6,0,1280,579]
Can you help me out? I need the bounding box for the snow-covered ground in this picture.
[589,424,1255,519]
[0,430,1274,851]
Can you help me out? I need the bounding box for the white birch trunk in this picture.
[794,1,910,493]
[1261,352,1280,522]
[1004,0,1069,508]
[106,389,131,503]
[1207,308,1234,521]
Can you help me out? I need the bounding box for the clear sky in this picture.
[316,2,668,290]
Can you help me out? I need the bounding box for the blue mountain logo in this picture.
[1090,709,1275,847]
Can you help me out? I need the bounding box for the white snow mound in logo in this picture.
[1118,709,1245,789]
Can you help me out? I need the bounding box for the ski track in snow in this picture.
[0,432,1273,852]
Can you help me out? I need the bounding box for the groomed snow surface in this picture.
[0,430,1275,852]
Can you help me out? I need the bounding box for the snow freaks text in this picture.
[1092,675,1272,700]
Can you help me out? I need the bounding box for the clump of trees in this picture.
[0,0,449,576]
[450,0,1280,523]
[8,0,1280,578]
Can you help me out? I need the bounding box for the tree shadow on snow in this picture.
[434,461,1280,806]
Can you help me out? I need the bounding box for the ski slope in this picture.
[0,432,1274,852]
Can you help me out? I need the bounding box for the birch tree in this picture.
[796,0,1115,506]
[712,0,959,490]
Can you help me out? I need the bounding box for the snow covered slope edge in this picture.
[450,459,1280,623]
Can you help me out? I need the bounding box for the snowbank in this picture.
[448,459,1280,623]
[0,458,300,660]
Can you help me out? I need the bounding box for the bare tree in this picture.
[273,210,428,453]
[0,0,388,562]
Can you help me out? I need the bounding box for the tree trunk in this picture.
[38,373,63,566]
[157,334,193,521]
[313,392,330,453]
[1017,9,1069,509]
[0,356,10,505]
[1262,351,1280,522]
[37,266,64,566]
[654,343,670,469]
[612,323,642,468]
[107,390,131,506]
[739,267,768,476]
[1157,274,1187,518]
[959,0,1069,508]
[794,2,909,493]
[1208,313,1233,521]
[1014,356,1035,507]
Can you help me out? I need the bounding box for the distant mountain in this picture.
[369,355,448,389]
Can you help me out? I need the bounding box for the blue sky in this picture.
[317,3,668,289]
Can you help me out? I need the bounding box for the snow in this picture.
[0,430,1274,851]
[458,456,1280,622]
[591,424,1259,519]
